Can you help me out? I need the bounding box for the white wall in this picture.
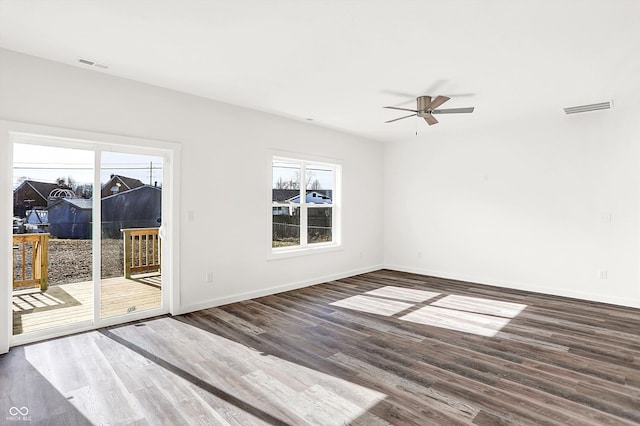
[384,109,640,308]
[0,49,384,351]
[2,47,638,354]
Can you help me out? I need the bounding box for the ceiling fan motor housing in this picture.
[416,95,433,116]
[383,94,471,125]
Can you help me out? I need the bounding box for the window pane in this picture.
[306,164,333,203]
[273,206,300,247]
[273,160,301,204]
[12,143,94,336]
[100,151,163,319]
[308,206,332,244]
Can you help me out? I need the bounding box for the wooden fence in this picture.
[272,214,332,242]
[13,233,49,291]
[122,228,161,278]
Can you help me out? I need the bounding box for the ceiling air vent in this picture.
[563,101,612,115]
[77,57,109,70]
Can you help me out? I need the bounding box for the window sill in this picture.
[268,243,342,260]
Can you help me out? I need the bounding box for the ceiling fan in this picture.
[384,95,474,126]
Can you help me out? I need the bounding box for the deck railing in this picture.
[13,233,49,291]
[122,227,161,278]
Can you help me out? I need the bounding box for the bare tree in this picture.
[275,176,298,189]
[54,176,92,198]
[73,183,93,199]
[66,175,76,189]
[309,179,322,190]
[274,170,319,190]
[15,176,30,186]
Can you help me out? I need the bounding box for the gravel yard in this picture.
[13,238,124,286]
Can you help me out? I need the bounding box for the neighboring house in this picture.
[47,198,93,239]
[12,180,64,218]
[272,206,292,216]
[101,185,162,238]
[286,190,332,204]
[100,174,145,198]
[272,189,332,216]
[271,189,301,203]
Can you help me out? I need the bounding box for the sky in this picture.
[272,160,333,190]
[13,144,163,189]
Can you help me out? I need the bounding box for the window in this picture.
[271,155,340,254]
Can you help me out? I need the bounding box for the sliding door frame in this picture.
[0,120,181,352]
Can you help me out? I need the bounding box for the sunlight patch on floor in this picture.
[329,294,414,316]
[330,286,528,337]
[25,317,387,425]
[431,294,527,318]
[364,286,440,302]
[399,306,513,337]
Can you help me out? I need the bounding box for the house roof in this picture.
[14,180,63,200]
[103,174,145,192]
[48,198,93,210]
[273,189,332,202]
[272,189,301,203]
[101,184,161,200]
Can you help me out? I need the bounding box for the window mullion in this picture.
[332,165,339,245]
[300,162,308,247]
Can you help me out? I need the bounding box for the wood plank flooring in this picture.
[12,273,161,335]
[2,269,639,425]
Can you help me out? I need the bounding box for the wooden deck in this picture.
[12,273,161,336]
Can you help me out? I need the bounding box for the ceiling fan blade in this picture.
[428,95,450,110]
[383,106,417,113]
[432,107,475,114]
[424,114,439,125]
[385,113,416,123]
[381,89,417,99]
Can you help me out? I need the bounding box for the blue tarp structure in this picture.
[46,185,161,239]
[47,198,93,239]
[101,185,162,238]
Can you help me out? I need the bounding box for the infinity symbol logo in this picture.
[9,406,29,416]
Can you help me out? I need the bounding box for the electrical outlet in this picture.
[600,213,611,223]
[206,272,214,283]
[599,270,608,280]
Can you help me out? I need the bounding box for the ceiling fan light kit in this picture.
[384,95,474,126]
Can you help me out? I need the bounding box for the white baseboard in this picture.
[384,264,640,310]
[178,264,384,315]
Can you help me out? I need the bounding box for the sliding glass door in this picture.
[10,134,171,344]
[100,151,164,320]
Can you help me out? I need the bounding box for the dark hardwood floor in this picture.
[2,269,639,425]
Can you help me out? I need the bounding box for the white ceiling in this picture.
[1,0,639,143]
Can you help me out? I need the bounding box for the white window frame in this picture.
[269,152,342,259]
